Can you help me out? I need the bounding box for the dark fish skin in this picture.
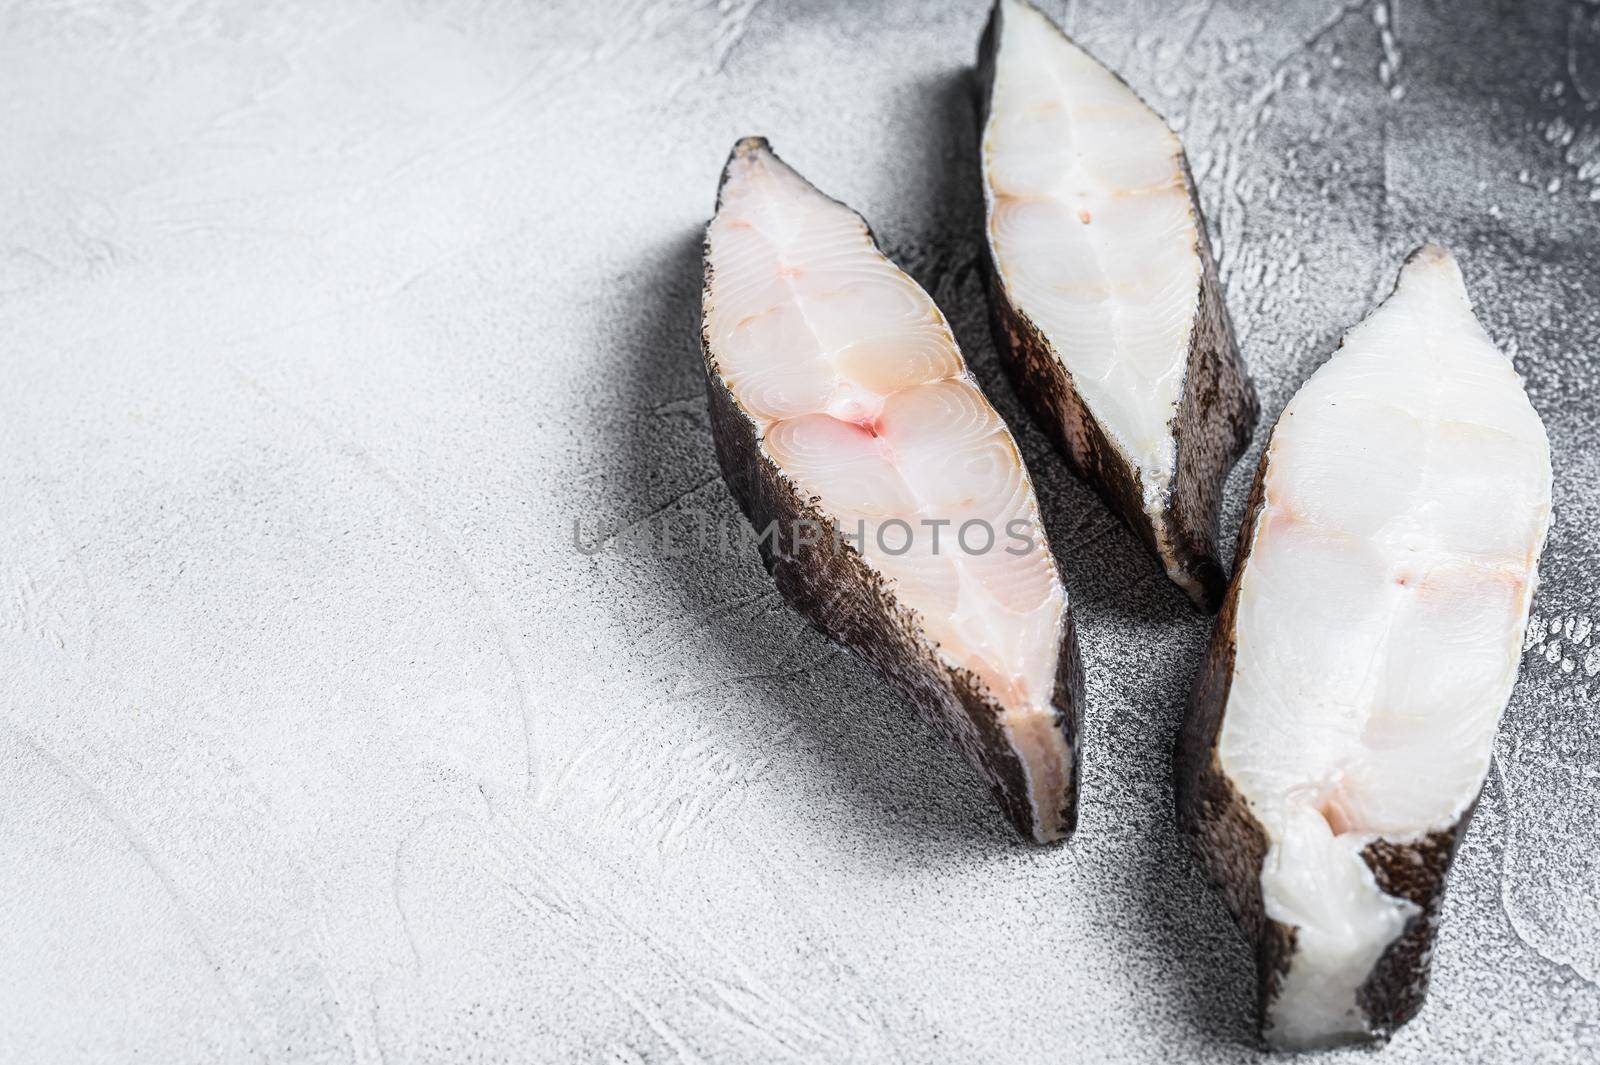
[973,0,1259,613]
[1175,443,1478,1046]
[699,138,1084,845]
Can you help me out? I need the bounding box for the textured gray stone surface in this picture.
[1,1,1596,1061]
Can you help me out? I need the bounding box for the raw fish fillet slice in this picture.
[1176,246,1552,1048]
[701,137,1083,843]
[976,0,1257,610]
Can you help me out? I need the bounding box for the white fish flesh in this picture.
[977,0,1257,609]
[1177,245,1553,1048]
[700,137,1083,843]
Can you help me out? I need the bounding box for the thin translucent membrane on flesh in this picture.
[1217,247,1552,1048]
[704,143,1069,797]
[982,0,1200,512]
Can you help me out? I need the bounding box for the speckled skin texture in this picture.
[975,0,1260,612]
[700,139,1083,843]
[1,1,1598,1062]
[1175,450,1300,1031]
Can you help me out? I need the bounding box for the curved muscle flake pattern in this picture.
[1183,246,1551,1048]
[701,138,1082,842]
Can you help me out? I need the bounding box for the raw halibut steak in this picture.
[1177,246,1552,1048]
[976,0,1257,610]
[700,138,1084,843]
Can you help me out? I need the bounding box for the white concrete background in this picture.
[2,1,1598,1062]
